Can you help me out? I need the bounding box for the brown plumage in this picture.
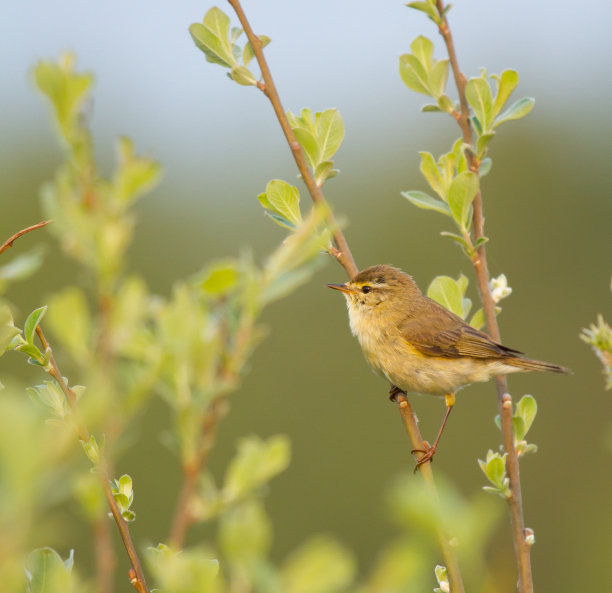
[328,264,569,468]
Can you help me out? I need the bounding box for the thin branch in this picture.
[224,3,465,591]
[0,220,51,256]
[93,514,117,593]
[226,0,358,279]
[434,2,534,592]
[168,397,226,547]
[35,326,150,593]
[396,394,465,593]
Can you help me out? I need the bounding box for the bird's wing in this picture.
[399,298,523,359]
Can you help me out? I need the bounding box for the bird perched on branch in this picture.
[328,264,568,469]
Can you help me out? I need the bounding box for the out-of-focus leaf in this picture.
[0,305,20,353]
[200,260,240,296]
[146,544,219,593]
[26,547,76,593]
[47,287,91,364]
[113,136,161,203]
[223,435,291,502]
[281,536,355,593]
[219,499,272,564]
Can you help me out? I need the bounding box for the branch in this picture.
[226,0,358,279]
[168,397,226,547]
[0,220,51,256]
[35,326,150,593]
[224,3,465,590]
[435,2,534,592]
[396,395,465,593]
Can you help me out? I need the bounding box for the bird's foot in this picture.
[389,385,406,402]
[411,441,436,473]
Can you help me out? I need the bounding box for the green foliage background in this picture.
[1,1,611,592]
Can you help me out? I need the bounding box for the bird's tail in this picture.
[507,356,570,374]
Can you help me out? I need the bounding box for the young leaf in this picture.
[406,1,441,24]
[189,8,236,69]
[24,306,48,344]
[292,127,319,169]
[399,53,430,96]
[281,536,355,593]
[418,151,445,199]
[26,548,76,593]
[466,76,493,132]
[516,394,537,436]
[316,109,345,163]
[230,64,257,86]
[427,276,465,318]
[0,305,19,353]
[493,97,535,128]
[491,69,519,118]
[447,171,479,229]
[262,180,302,226]
[401,190,451,216]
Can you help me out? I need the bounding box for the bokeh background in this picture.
[2,0,611,591]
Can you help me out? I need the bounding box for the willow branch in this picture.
[435,2,533,592]
[168,397,226,547]
[0,220,51,256]
[223,3,465,590]
[35,326,150,593]
[396,395,465,593]
[226,0,357,279]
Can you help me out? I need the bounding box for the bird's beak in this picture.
[327,283,356,294]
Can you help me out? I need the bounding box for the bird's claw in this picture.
[389,385,406,402]
[411,441,436,472]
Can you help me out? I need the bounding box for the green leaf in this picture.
[281,536,355,593]
[113,136,161,203]
[406,1,441,23]
[493,97,535,128]
[200,260,239,295]
[466,76,493,132]
[223,435,291,502]
[26,548,75,593]
[243,35,271,67]
[47,288,90,363]
[419,151,445,199]
[0,305,19,353]
[262,180,302,226]
[470,308,485,330]
[476,131,495,156]
[491,69,519,118]
[440,232,470,252]
[33,55,94,137]
[485,455,506,487]
[316,109,345,162]
[422,103,442,112]
[429,58,449,97]
[447,171,479,229]
[292,127,319,169]
[427,276,464,318]
[437,94,454,114]
[230,64,257,86]
[314,161,335,185]
[189,8,236,69]
[516,394,537,436]
[24,306,47,344]
[219,500,272,563]
[401,190,451,216]
[264,211,298,230]
[146,544,219,593]
[479,157,492,177]
[399,53,430,96]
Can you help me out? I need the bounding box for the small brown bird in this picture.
[328,264,568,468]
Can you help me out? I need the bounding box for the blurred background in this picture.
[1,0,611,591]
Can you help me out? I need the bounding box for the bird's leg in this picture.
[411,392,456,471]
[388,384,406,402]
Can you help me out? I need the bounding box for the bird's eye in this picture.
[362,285,371,294]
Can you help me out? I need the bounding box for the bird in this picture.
[327,264,569,469]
